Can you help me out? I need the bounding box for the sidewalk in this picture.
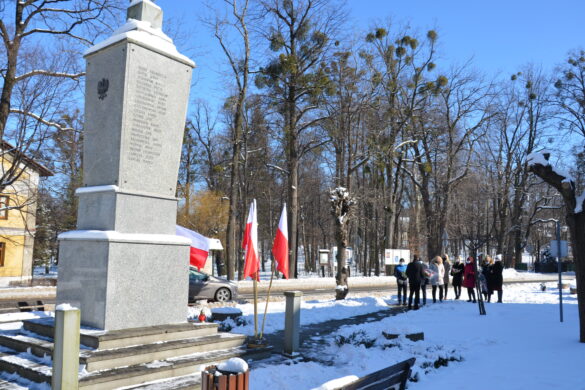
[253,304,407,367]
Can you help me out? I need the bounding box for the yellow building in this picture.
[0,141,52,286]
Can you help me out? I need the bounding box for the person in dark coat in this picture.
[406,255,426,310]
[442,254,451,299]
[462,256,477,303]
[394,258,408,306]
[490,255,504,302]
[480,256,491,302]
[420,258,431,305]
[451,256,464,299]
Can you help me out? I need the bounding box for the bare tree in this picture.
[529,150,585,342]
[203,0,252,280]
[0,0,123,212]
[407,66,493,258]
[255,0,345,277]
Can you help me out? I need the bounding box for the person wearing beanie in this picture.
[394,258,408,306]
[490,255,504,302]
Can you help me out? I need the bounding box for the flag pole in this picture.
[260,258,276,339]
[253,271,258,339]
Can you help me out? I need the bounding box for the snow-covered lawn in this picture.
[1,281,581,389]
[246,282,583,389]
[196,295,392,336]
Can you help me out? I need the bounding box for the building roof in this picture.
[0,141,53,177]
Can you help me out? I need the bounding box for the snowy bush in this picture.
[218,316,248,332]
[334,330,376,348]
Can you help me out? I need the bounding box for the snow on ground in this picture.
[0,311,53,330]
[249,282,583,390]
[32,266,58,278]
[191,295,391,336]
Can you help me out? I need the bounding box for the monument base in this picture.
[0,318,270,389]
[57,231,190,330]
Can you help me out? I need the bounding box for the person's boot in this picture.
[497,290,503,303]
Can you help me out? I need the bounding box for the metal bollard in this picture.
[52,305,80,390]
[283,291,302,357]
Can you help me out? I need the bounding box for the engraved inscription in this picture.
[128,66,168,165]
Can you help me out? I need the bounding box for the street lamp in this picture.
[534,218,565,323]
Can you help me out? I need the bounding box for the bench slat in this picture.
[337,358,415,390]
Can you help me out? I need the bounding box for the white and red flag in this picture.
[176,225,211,269]
[272,203,289,279]
[242,199,259,280]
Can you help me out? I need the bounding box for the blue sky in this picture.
[149,0,585,106]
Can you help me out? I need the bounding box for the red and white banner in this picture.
[242,199,259,280]
[272,203,289,279]
[176,225,211,269]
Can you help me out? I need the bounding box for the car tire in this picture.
[215,287,232,302]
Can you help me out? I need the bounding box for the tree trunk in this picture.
[225,144,240,280]
[567,211,585,342]
[335,223,349,299]
[530,161,585,342]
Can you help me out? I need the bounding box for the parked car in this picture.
[188,267,238,302]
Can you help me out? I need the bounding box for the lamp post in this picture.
[535,218,564,323]
[555,221,563,323]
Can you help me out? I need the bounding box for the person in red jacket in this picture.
[463,256,477,303]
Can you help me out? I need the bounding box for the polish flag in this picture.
[176,225,211,269]
[272,203,289,279]
[242,200,259,280]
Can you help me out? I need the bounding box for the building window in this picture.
[0,196,8,220]
[0,242,5,267]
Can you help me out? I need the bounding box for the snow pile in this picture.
[329,187,356,224]
[311,375,360,390]
[211,307,242,314]
[217,358,249,374]
[527,150,575,183]
[576,191,585,214]
[526,149,551,166]
[55,303,77,311]
[84,14,194,66]
[129,0,159,7]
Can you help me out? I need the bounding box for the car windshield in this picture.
[189,269,208,281]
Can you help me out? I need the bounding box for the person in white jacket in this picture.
[430,256,445,303]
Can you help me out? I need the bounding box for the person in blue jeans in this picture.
[394,258,408,305]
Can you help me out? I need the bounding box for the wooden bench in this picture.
[17,300,44,312]
[336,358,415,390]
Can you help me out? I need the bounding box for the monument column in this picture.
[56,0,195,331]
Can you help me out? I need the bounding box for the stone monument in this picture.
[56,0,195,331]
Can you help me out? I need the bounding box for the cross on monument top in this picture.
[127,0,163,29]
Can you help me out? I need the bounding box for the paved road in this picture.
[0,276,573,314]
[240,277,574,299]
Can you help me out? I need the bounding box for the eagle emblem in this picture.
[98,78,109,100]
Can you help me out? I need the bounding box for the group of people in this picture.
[393,254,504,310]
